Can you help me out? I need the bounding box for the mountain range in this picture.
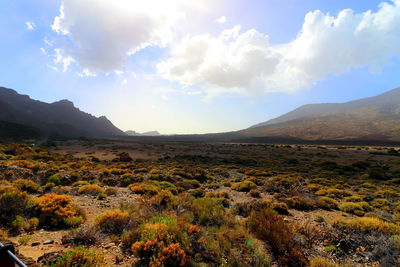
[0,86,125,140]
[1,85,400,143]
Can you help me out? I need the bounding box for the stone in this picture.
[43,240,54,245]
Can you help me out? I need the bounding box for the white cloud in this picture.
[50,0,209,73]
[26,21,36,31]
[159,0,400,95]
[216,16,227,24]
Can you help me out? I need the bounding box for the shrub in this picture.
[105,187,118,196]
[190,188,205,198]
[101,177,118,186]
[283,196,315,211]
[150,190,176,210]
[316,197,338,210]
[176,179,201,190]
[339,202,372,216]
[188,198,228,226]
[13,179,40,193]
[231,180,257,192]
[95,210,130,235]
[129,181,177,196]
[0,190,34,226]
[35,194,84,228]
[62,226,102,246]
[131,217,189,267]
[78,184,105,196]
[72,181,90,187]
[48,174,62,186]
[249,189,261,198]
[331,217,400,235]
[309,257,340,267]
[315,188,351,199]
[247,209,307,266]
[371,198,391,209]
[52,247,105,267]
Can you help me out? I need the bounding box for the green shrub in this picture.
[339,202,372,216]
[48,174,62,186]
[13,179,40,193]
[231,180,257,192]
[0,190,34,226]
[51,247,105,267]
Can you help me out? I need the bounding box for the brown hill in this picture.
[242,87,400,142]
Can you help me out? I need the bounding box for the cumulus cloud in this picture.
[158,0,400,95]
[51,0,192,73]
[26,21,36,31]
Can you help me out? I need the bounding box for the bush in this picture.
[247,209,307,266]
[283,196,315,211]
[188,198,228,226]
[131,217,189,267]
[231,180,257,192]
[176,179,201,190]
[309,257,340,267]
[13,179,40,193]
[48,174,62,186]
[62,226,102,246]
[331,217,400,235]
[0,190,34,226]
[51,247,105,267]
[95,210,130,235]
[35,193,84,228]
[129,181,177,196]
[150,190,176,210]
[339,202,372,216]
[249,189,261,198]
[78,184,105,196]
[316,197,338,210]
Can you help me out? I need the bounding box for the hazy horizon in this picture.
[1,0,400,134]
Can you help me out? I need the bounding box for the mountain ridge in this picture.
[0,86,126,140]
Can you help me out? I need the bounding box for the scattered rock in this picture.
[43,240,54,245]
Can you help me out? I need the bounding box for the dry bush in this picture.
[62,226,102,246]
[95,210,130,235]
[247,208,308,266]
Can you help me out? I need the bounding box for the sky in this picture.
[0,0,400,134]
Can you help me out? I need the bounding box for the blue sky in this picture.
[0,0,399,134]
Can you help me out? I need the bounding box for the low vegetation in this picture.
[0,142,399,266]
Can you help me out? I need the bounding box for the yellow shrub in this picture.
[78,184,104,196]
[35,194,84,228]
[331,217,400,235]
[95,210,129,235]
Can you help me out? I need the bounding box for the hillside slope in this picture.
[243,88,400,141]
